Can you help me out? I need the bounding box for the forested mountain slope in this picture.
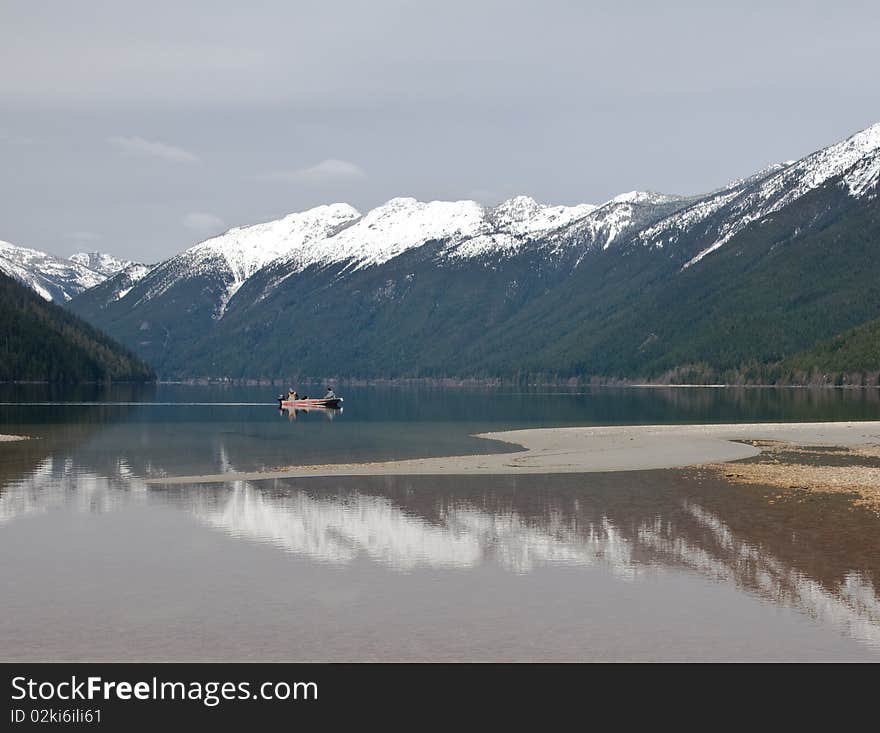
[0,272,154,382]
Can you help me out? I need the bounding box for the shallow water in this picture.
[1,384,879,661]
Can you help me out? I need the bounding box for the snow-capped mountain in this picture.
[86,263,153,306]
[180,196,605,285]
[678,122,880,266]
[133,203,363,317]
[115,192,694,319]
[0,240,139,302]
[69,251,134,278]
[545,190,691,255]
[635,163,793,253]
[68,120,880,380]
[0,240,109,301]
[638,121,880,267]
[111,196,627,320]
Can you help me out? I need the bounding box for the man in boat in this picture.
[288,389,298,400]
[325,386,336,399]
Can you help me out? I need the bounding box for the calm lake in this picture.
[1,384,879,661]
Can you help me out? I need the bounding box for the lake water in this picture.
[1,384,879,661]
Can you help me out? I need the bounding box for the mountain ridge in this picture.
[66,120,880,382]
[69,251,134,278]
[0,241,138,302]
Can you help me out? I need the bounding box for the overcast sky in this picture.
[1,0,878,262]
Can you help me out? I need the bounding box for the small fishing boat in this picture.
[278,395,343,410]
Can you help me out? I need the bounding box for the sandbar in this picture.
[144,421,880,485]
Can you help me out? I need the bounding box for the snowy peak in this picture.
[107,263,152,302]
[438,196,609,260]
[190,202,362,283]
[680,121,880,268]
[491,194,543,221]
[131,194,615,314]
[753,120,880,208]
[553,190,689,252]
[0,239,107,301]
[606,190,680,206]
[138,202,364,315]
[140,190,677,291]
[274,195,601,268]
[69,251,134,278]
[489,196,598,237]
[637,170,783,252]
[797,120,880,197]
[327,197,485,270]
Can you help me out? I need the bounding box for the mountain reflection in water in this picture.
[2,444,879,654]
[175,472,880,650]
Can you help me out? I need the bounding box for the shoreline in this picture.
[145,420,880,486]
[159,378,880,389]
[697,439,880,515]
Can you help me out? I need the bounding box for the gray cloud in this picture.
[182,212,225,236]
[258,159,366,184]
[108,136,199,164]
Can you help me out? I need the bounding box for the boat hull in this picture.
[278,397,342,409]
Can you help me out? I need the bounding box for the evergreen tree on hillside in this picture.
[0,272,155,383]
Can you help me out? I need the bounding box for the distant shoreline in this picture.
[0,380,155,385]
[156,378,880,390]
[2,377,875,389]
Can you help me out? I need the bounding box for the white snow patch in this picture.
[0,240,107,301]
[111,264,151,301]
[444,196,598,260]
[70,251,133,277]
[312,197,485,271]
